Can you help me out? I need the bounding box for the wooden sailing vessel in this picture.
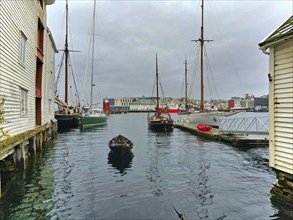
[55,0,79,130]
[178,0,225,128]
[79,0,107,128]
[147,54,174,131]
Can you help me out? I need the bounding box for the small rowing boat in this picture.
[108,135,133,153]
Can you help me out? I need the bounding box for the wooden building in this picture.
[0,0,57,136]
[259,15,293,205]
[0,0,57,197]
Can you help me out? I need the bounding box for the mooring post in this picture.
[15,142,27,170]
[271,170,293,206]
[29,136,37,156]
[36,132,43,152]
[0,171,2,199]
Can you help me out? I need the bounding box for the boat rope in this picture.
[54,52,65,96]
[68,53,80,105]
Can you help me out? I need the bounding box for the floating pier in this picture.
[175,121,269,147]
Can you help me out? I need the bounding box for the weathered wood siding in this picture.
[0,1,55,137]
[269,39,293,174]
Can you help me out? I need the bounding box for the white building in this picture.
[259,15,293,205]
[129,99,156,111]
[0,0,57,137]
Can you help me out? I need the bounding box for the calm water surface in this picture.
[0,113,291,219]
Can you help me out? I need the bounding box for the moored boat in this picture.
[79,0,107,129]
[55,113,79,130]
[147,54,174,131]
[80,108,107,128]
[54,0,80,130]
[178,0,226,128]
[108,135,133,154]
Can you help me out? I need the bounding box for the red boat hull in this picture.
[156,107,180,113]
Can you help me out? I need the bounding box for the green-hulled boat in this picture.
[79,0,107,129]
[80,108,107,128]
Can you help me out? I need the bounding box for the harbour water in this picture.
[0,113,291,219]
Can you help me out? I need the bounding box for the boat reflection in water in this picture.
[108,151,134,175]
[79,123,107,132]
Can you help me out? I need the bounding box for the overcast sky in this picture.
[47,0,292,105]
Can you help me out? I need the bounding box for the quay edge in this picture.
[0,120,57,198]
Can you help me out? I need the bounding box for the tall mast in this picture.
[90,0,96,110]
[192,0,213,111]
[64,0,69,104]
[200,0,204,111]
[185,56,188,110]
[156,54,159,109]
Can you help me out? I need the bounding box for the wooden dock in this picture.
[175,121,269,147]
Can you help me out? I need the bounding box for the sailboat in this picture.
[178,0,225,128]
[54,0,80,130]
[147,54,174,131]
[79,0,107,128]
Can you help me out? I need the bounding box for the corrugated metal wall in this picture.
[271,39,293,174]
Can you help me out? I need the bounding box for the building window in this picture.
[20,88,28,116]
[20,32,27,64]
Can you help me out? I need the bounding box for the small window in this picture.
[20,88,28,116]
[20,32,27,64]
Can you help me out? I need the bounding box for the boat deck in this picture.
[175,121,269,147]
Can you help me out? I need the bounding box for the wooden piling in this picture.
[271,170,293,207]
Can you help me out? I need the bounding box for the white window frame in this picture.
[20,88,28,116]
[20,32,27,65]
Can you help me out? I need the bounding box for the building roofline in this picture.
[259,15,293,49]
[47,27,58,53]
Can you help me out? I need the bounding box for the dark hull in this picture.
[55,114,79,130]
[108,135,133,154]
[109,146,133,154]
[148,122,174,131]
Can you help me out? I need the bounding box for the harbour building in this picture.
[259,15,293,206]
[0,0,57,196]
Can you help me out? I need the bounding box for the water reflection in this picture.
[80,124,107,132]
[108,151,134,175]
[146,131,172,197]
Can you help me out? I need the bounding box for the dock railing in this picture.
[219,115,269,135]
